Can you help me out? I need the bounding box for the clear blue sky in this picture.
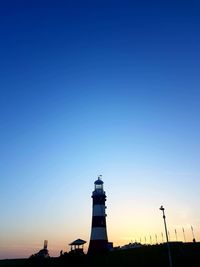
[0,0,200,259]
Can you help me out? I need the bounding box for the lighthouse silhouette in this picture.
[88,176,108,254]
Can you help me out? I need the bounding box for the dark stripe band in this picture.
[92,195,106,205]
[92,216,106,227]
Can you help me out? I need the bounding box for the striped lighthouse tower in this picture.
[88,176,108,254]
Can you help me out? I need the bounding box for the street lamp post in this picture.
[160,205,173,267]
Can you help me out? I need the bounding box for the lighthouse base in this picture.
[88,240,108,254]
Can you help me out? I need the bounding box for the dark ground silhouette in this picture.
[0,242,200,267]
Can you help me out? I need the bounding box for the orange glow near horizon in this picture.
[1,218,199,259]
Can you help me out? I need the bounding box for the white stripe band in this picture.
[90,227,108,240]
[93,205,106,216]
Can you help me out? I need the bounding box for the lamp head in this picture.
[160,205,164,211]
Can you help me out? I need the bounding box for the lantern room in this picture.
[94,176,104,191]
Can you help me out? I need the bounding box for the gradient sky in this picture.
[1,0,200,259]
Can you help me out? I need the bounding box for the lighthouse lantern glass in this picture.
[95,183,103,190]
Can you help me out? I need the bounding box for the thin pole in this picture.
[161,232,164,243]
[160,205,173,267]
[191,226,196,242]
[168,231,170,241]
[155,234,158,244]
[175,229,177,241]
[182,227,186,242]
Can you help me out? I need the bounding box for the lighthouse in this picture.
[88,176,108,254]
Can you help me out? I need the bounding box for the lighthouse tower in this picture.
[88,176,108,254]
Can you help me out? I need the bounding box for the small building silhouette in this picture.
[30,240,50,259]
[69,239,87,255]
